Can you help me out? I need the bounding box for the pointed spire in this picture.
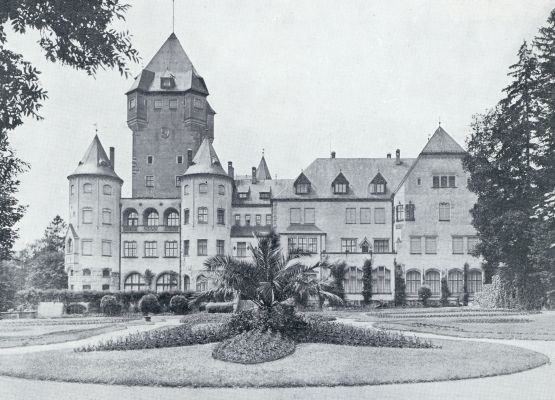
[256,152,272,181]
[68,136,122,182]
[183,137,229,178]
[421,125,466,155]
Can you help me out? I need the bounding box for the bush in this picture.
[418,285,432,307]
[394,263,407,306]
[138,294,161,315]
[212,330,296,364]
[440,277,451,306]
[66,303,87,314]
[205,302,234,313]
[169,295,189,315]
[301,313,337,322]
[362,259,373,304]
[100,295,121,316]
[227,304,307,335]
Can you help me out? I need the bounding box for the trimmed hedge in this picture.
[139,294,161,315]
[205,302,234,313]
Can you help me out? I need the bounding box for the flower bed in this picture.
[212,330,296,364]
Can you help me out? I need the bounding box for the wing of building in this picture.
[65,34,483,303]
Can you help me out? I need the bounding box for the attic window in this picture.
[296,183,310,194]
[259,192,270,200]
[333,183,347,194]
[370,183,386,194]
[160,77,175,89]
[238,192,249,199]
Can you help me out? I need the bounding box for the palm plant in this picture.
[194,231,341,310]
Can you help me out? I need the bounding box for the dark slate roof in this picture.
[231,225,272,238]
[256,156,272,181]
[68,135,122,182]
[284,224,323,234]
[233,178,292,205]
[274,157,415,200]
[370,172,387,184]
[182,138,229,178]
[127,33,208,94]
[331,172,349,185]
[421,126,466,155]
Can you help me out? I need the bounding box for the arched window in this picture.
[424,270,440,295]
[165,209,179,226]
[372,266,391,294]
[468,270,483,293]
[82,268,91,276]
[406,270,421,295]
[199,183,207,193]
[448,269,463,294]
[144,209,159,226]
[183,275,190,291]
[124,209,139,226]
[102,268,110,278]
[196,275,208,292]
[156,273,178,292]
[67,238,73,254]
[184,185,189,195]
[344,266,363,294]
[124,272,145,292]
[218,185,225,195]
[83,183,92,193]
[198,207,208,224]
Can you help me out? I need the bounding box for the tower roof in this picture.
[68,135,122,182]
[256,155,272,180]
[421,126,466,155]
[182,137,229,178]
[127,33,208,94]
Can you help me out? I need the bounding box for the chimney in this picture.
[251,167,257,184]
[396,149,401,165]
[331,151,336,159]
[386,153,391,159]
[187,149,193,167]
[109,147,115,169]
[228,161,234,179]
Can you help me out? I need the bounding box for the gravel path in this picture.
[0,316,553,400]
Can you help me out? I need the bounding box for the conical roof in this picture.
[421,126,466,155]
[256,156,272,180]
[127,33,208,94]
[68,135,122,182]
[182,137,229,178]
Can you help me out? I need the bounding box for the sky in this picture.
[6,0,554,250]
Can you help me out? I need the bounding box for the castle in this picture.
[64,33,483,303]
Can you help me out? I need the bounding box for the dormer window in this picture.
[238,192,249,199]
[332,172,349,194]
[160,77,175,89]
[259,192,270,200]
[369,172,387,194]
[294,172,311,195]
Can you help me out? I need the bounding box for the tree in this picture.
[440,277,451,307]
[394,261,406,307]
[361,259,373,304]
[329,262,347,301]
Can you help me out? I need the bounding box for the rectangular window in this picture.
[83,183,92,193]
[345,208,356,224]
[433,176,440,188]
[175,176,180,187]
[405,203,415,221]
[102,240,112,257]
[433,175,456,188]
[290,208,301,224]
[296,183,310,194]
[238,192,249,199]
[83,285,91,290]
[259,192,270,200]
[197,239,208,256]
[199,183,208,193]
[164,241,178,257]
[237,242,247,257]
[81,240,93,256]
[425,237,437,254]
[144,241,157,257]
[410,237,421,254]
[147,155,153,165]
[169,99,178,109]
[193,97,204,110]
[441,176,448,188]
[374,239,389,253]
[145,175,154,187]
[449,176,456,187]
[154,99,163,109]
[341,238,357,253]
[183,209,190,225]
[102,185,112,195]
[396,205,404,221]
[245,214,251,225]
[82,208,93,224]
[374,207,386,224]
[255,214,261,225]
[102,209,112,224]
[234,214,241,225]
[217,209,225,225]
[266,214,272,226]
[452,237,464,254]
[183,240,189,256]
[176,155,183,164]
[128,97,136,110]
[304,208,315,224]
[334,183,347,194]
[439,202,451,221]
[198,207,208,224]
[288,236,318,254]
[467,237,479,254]
[123,241,137,257]
[217,240,225,256]
[360,208,371,224]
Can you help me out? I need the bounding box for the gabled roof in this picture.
[294,172,311,186]
[331,171,349,186]
[370,172,387,184]
[421,126,466,155]
[127,33,208,94]
[68,135,122,182]
[233,178,292,206]
[182,137,229,178]
[256,156,272,181]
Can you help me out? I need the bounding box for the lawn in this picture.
[0,317,137,348]
[0,339,547,387]
[371,311,555,340]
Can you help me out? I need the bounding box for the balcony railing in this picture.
[122,225,180,233]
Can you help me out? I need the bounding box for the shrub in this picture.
[100,295,121,316]
[227,304,308,335]
[394,262,406,307]
[418,285,432,307]
[301,313,337,322]
[205,302,234,313]
[362,259,373,304]
[169,295,189,315]
[66,303,87,314]
[463,263,469,306]
[212,330,296,364]
[138,294,161,315]
[329,262,347,300]
[440,277,451,306]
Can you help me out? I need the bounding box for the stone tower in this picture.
[126,33,215,198]
[65,136,122,291]
[180,138,233,290]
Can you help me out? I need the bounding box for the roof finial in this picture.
[438,115,441,126]
[172,0,175,33]
[93,122,98,135]
[262,148,265,157]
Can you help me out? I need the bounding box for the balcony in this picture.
[122,225,180,233]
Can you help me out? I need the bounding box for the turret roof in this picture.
[182,137,229,178]
[421,126,466,155]
[68,135,122,182]
[256,155,272,181]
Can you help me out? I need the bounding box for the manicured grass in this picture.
[0,339,546,387]
[374,312,555,340]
